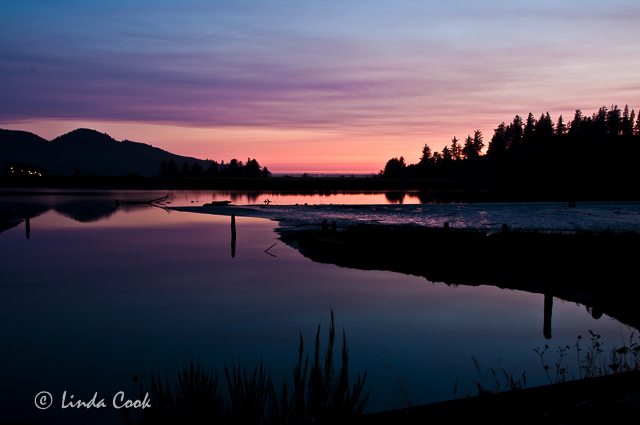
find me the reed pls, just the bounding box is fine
[129,311,368,425]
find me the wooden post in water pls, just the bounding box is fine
[543,293,553,340]
[231,214,236,258]
[25,213,31,240]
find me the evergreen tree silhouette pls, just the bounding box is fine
[569,109,583,136]
[535,112,554,142]
[606,105,622,137]
[487,122,507,159]
[523,113,536,145]
[450,137,462,160]
[556,115,567,136]
[473,130,484,157]
[462,135,474,160]
[510,115,524,149]
[593,106,608,138]
[622,105,635,137]
[441,145,453,161]
[419,143,432,167]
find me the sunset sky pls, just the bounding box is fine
[1,0,639,173]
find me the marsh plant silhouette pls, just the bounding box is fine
[128,312,368,425]
[534,331,640,385]
[457,331,640,400]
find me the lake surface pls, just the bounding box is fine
[0,190,635,424]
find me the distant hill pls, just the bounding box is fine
[0,128,212,176]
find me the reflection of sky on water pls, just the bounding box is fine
[208,190,424,205]
[0,192,634,424]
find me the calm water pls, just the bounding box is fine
[0,190,634,424]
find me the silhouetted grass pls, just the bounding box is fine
[469,356,527,396]
[128,361,222,425]
[225,362,271,424]
[464,330,640,399]
[535,330,640,384]
[276,310,369,424]
[127,312,367,425]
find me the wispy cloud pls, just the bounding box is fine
[1,0,639,170]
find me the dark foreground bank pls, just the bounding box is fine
[358,370,640,425]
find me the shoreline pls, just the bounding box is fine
[358,370,640,424]
[171,201,640,232]
[3,175,640,202]
[172,204,640,332]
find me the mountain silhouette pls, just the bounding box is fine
[0,128,212,176]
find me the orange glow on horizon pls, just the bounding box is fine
[3,101,638,174]
[3,119,448,173]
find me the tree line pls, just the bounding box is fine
[382,104,640,198]
[159,158,271,178]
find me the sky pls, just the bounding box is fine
[1,0,639,173]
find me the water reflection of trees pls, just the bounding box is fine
[0,198,156,237]
[384,192,406,204]
[214,191,262,204]
[384,191,447,204]
[212,190,441,205]
[54,200,119,222]
[279,225,640,337]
